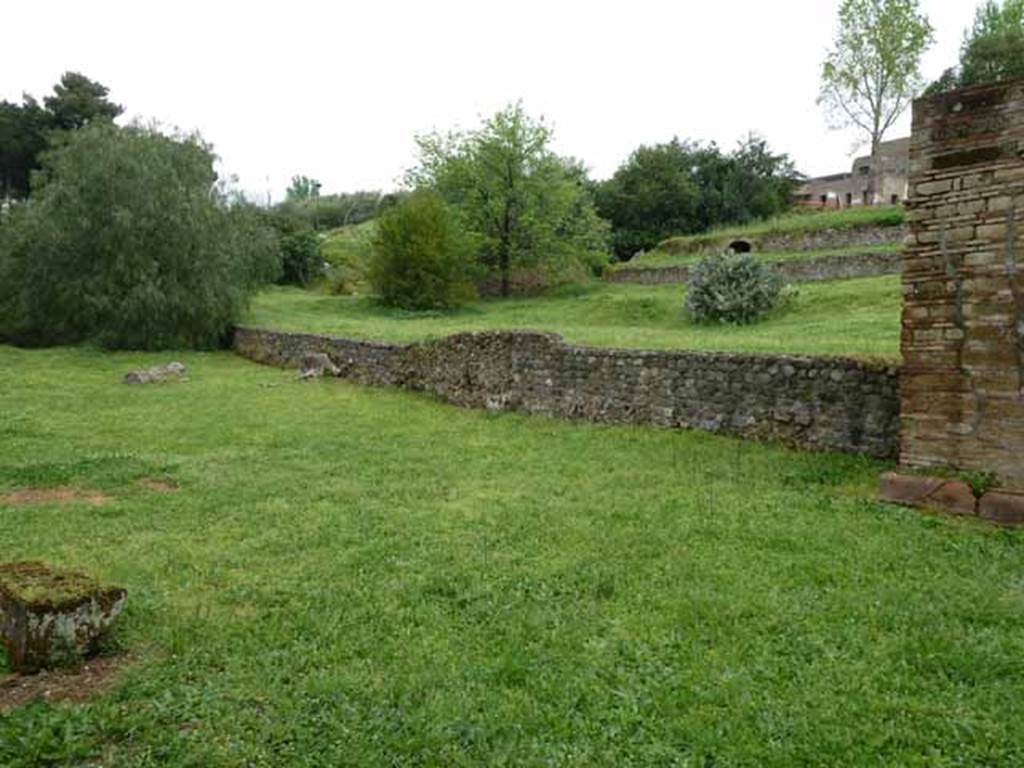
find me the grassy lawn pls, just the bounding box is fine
[245,277,902,360]
[2,346,1023,765]
[613,243,901,272]
[658,206,905,253]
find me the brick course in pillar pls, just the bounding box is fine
[902,80,1024,489]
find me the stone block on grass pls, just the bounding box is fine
[979,492,1024,526]
[0,562,126,673]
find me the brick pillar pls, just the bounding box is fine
[902,80,1024,490]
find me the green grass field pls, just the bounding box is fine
[245,276,902,360]
[2,346,1023,765]
[658,206,905,254]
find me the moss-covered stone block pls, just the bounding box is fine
[0,562,126,673]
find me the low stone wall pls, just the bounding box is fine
[659,224,906,255]
[234,327,901,457]
[607,249,902,285]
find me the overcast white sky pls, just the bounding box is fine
[3,0,978,200]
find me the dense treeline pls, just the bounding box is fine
[0,72,122,200]
[277,184,392,231]
[928,0,1024,93]
[594,136,799,261]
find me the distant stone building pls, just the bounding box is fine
[795,137,910,208]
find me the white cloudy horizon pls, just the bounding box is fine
[3,1,979,201]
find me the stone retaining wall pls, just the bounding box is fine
[659,224,906,255]
[234,327,901,457]
[607,249,902,285]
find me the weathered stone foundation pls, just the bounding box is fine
[658,223,905,256]
[234,327,901,457]
[607,249,902,285]
[0,563,127,673]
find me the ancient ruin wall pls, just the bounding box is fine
[902,80,1024,488]
[234,327,900,457]
[607,249,902,285]
[658,224,905,256]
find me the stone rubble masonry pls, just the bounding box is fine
[901,78,1024,492]
[234,327,901,458]
[659,223,905,256]
[607,249,902,286]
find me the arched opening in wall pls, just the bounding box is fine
[728,240,752,254]
[846,193,853,207]
[891,194,900,205]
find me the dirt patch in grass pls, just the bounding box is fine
[0,487,111,507]
[138,478,179,493]
[0,653,131,712]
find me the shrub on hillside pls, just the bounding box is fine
[407,103,610,297]
[684,252,785,325]
[263,207,323,286]
[278,229,322,286]
[368,190,476,310]
[0,122,279,349]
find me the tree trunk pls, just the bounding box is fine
[499,201,512,298]
[499,244,510,298]
[868,136,881,206]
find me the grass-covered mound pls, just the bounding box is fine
[319,220,377,293]
[611,243,900,272]
[245,276,902,360]
[1,346,1022,764]
[658,206,905,255]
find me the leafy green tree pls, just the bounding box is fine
[263,207,323,286]
[368,189,476,310]
[819,0,933,203]
[595,139,698,260]
[961,0,1024,86]
[1,73,121,202]
[0,98,49,200]
[0,123,279,349]
[276,190,386,231]
[286,175,321,201]
[596,136,798,260]
[407,103,609,297]
[43,71,123,130]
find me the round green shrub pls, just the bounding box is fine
[684,252,784,325]
[368,189,476,310]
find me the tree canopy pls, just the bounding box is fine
[407,103,609,296]
[286,175,322,201]
[0,72,122,201]
[0,123,278,349]
[595,137,799,260]
[819,0,933,202]
[369,189,476,310]
[43,71,123,131]
[962,0,1024,87]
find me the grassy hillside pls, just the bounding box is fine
[613,243,900,272]
[245,277,902,360]
[658,206,905,255]
[319,220,377,292]
[1,346,1022,765]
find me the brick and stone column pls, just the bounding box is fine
[894,78,1024,522]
